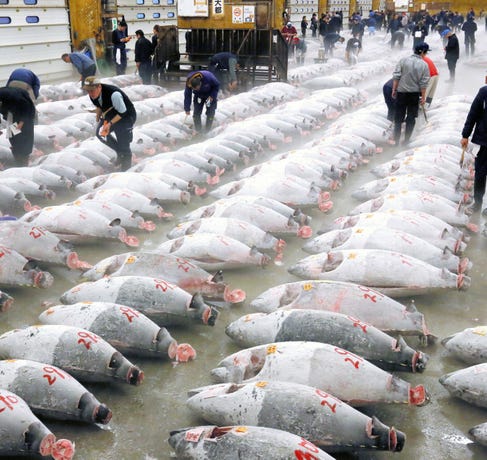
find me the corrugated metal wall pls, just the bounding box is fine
[0,0,73,84]
[117,0,178,35]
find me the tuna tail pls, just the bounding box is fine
[78,392,112,424]
[370,416,406,452]
[24,422,56,456]
[189,293,219,326]
[211,270,224,283]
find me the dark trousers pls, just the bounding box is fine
[10,119,34,166]
[96,117,135,170]
[393,91,420,144]
[474,145,487,206]
[138,61,152,85]
[465,35,475,56]
[446,58,457,80]
[383,85,395,121]
[81,64,97,82]
[114,48,128,75]
[193,95,217,133]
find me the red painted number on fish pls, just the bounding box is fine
[120,306,140,323]
[43,366,66,385]
[294,438,321,459]
[315,389,337,413]
[347,315,368,333]
[77,331,99,349]
[29,226,46,239]
[0,395,18,413]
[399,254,412,266]
[358,285,380,302]
[334,347,363,369]
[176,258,196,272]
[154,279,171,292]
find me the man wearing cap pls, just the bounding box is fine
[208,52,243,93]
[441,29,459,82]
[82,76,137,171]
[281,22,298,46]
[461,74,487,213]
[184,70,220,133]
[62,52,97,83]
[391,43,430,145]
[0,86,36,166]
[112,19,131,75]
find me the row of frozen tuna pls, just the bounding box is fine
[284,92,476,296]
[162,84,430,457]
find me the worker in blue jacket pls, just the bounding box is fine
[208,52,242,92]
[184,70,220,133]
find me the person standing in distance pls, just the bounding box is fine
[461,15,477,56]
[442,29,459,82]
[134,29,153,85]
[82,76,136,171]
[391,43,430,145]
[184,71,220,133]
[0,86,36,166]
[461,74,487,213]
[62,52,97,83]
[112,18,131,75]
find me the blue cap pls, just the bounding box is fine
[441,29,451,37]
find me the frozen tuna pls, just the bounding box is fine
[211,341,428,406]
[0,388,75,459]
[0,220,90,269]
[20,204,139,246]
[186,380,405,452]
[302,226,471,274]
[288,249,470,297]
[226,310,427,372]
[81,251,245,303]
[250,280,433,340]
[155,233,271,271]
[168,425,334,460]
[442,326,487,365]
[39,302,196,362]
[439,363,487,409]
[60,275,219,327]
[0,325,144,385]
[0,359,112,424]
[0,245,54,289]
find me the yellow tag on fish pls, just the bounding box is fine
[126,256,136,264]
[255,381,268,388]
[472,326,487,336]
[303,282,313,291]
[266,344,277,354]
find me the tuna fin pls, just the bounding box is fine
[442,246,453,256]
[249,245,259,256]
[189,292,205,310]
[405,299,418,313]
[211,270,224,283]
